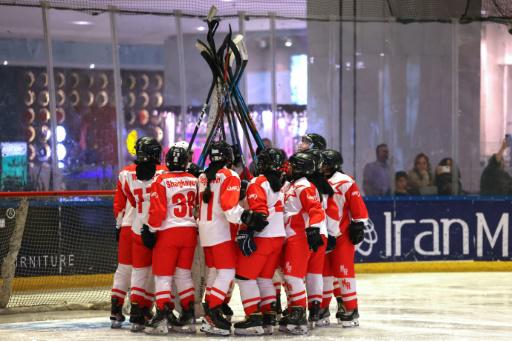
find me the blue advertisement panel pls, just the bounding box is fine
[355,197,512,263]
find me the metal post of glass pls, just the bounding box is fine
[41,1,58,190]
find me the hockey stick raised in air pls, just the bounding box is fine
[186,43,220,153]
[194,6,266,169]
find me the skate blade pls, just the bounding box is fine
[199,321,231,336]
[204,327,231,336]
[262,325,274,335]
[234,326,264,336]
[130,323,145,332]
[338,318,359,328]
[285,324,308,335]
[172,324,196,334]
[110,321,124,329]
[315,318,331,327]
[144,324,168,335]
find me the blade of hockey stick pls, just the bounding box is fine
[207,5,217,21]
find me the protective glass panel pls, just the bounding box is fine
[116,13,172,165]
[0,6,46,191]
[48,8,118,190]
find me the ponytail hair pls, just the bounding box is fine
[264,170,284,193]
[202,161,226,203]
[307,172,334,201]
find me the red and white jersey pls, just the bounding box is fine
[113,164,137,228]
[246,175,285,238]
[125,165,167,235]
[328,171,369,234]
[198,167,245,247]
[321,193,341,237]
[283,177,326,238]
[147,171,198,232]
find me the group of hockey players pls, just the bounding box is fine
[111,132,369,336]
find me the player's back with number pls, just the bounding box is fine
[148,172,198,230]
[198,167,243,246]
[126,165,167,234]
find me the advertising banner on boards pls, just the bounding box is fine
[355,197,512,263]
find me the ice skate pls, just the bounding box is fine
[142,306,154,321]
[282,306,308,335]
[110,297,125,329]
[172,302,196,334]
[221,302,234,322]
[336,296,346,315]
[337,308,359,328]
[234,313,264,336]
[262,311,277,335]
[129,303,145,332]
[200,305,231,336]
[275,293,283,318]
[315,308,331,327]
[144,303,173,335]
[308,300,321,328]
[278,313,288,332]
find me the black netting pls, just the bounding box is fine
[0,195,116,308]
[0,0,511,22]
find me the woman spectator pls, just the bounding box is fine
[407,153,434,195]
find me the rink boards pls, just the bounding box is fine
[1,196,511,293]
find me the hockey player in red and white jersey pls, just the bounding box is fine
[302,149,340,327]
[321,149,369,327]
[110,162,137,328]
[141,145,198,334]
[123,137,167,332]
[197,141,269,336]
[279,152,326,335]
[233,148,286,336]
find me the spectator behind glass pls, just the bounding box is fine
[248,138,272,175]
[480,138,512,195]
[435,157,463,195]
[395,171,412,196]
[408,153,435,195]
[363,143,392,196]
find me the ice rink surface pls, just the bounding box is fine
[0,272,511,340]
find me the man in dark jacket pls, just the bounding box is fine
[480,138,512,195]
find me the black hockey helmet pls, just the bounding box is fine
[302,133,327,150]
[209,140,234,163]
[303,148,323,172]
[257,148,285,174]
[321,149,343,173]
[166,145,188,171]
[288,152,316,177]
[135,137,162,164]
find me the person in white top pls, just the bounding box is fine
[141,145,198,334]
[123,137,166,332]
[110,162,137,328]
[233,148,287,336]
[197,141,269,336]
[321,149,369,328]
[280,152,326,335]
[301,149,340,326]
